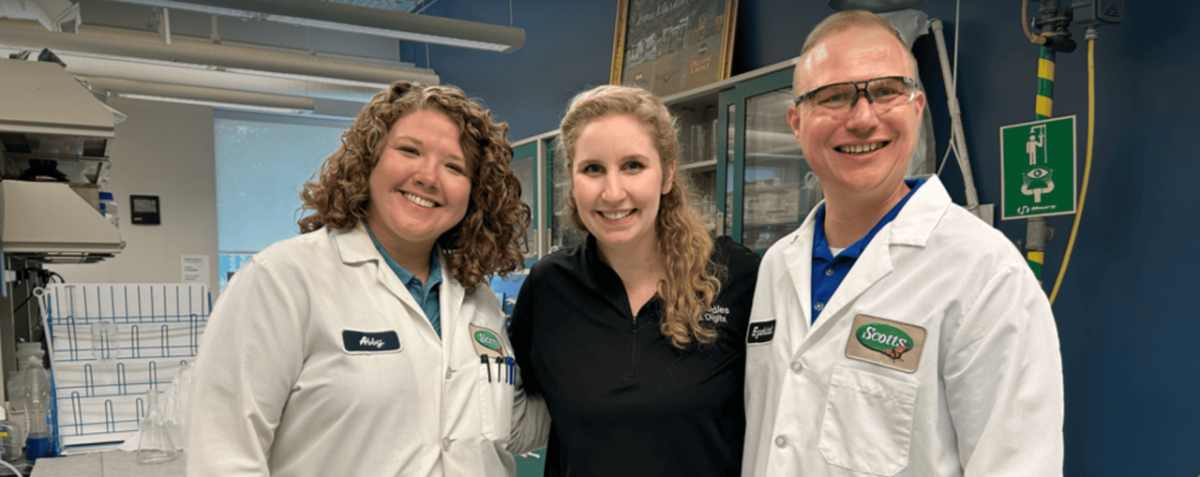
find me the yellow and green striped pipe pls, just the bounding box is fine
[1036,46,1055,119]
[1027,45,1056,283]
[1027,250,1044,284]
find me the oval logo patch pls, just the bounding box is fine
[855,323,913,360]
[474,330,501,351]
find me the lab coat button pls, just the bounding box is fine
[790,361,803,373]
[824,267,834,276]
[814,301,825,311]
[774,435,787,448]
[442,437,452,451]
[445,368,454,379]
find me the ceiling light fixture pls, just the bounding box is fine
[221,69,389,90]
[82,76,317,111]
[107,0,525,52]
[0,20,440,85]
[119,93,310,115]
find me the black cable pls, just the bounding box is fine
[11,293,35,314]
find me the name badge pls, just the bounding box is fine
[747,320,776,345]
[342,330,402,353]
[844,314,926,373]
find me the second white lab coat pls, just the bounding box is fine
[187,222,549,477]
[743,176,1064,476]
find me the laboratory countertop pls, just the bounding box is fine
[30,450,185,477]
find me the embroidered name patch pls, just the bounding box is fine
[342,330,402,353]
[747,320,776,345]
[844,314,926,373]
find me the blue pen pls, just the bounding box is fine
[507,356,515,385]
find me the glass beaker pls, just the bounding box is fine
[90,320,121,362]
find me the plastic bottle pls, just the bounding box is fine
[4,343,42,447]
[136,389,177,464]
[99,191,119,228]
[0,408,22,462]
[16,352,53,461]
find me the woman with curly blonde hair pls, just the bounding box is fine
[189,82,548,477]
[508,85,761,477]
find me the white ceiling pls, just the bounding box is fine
[0,0,455,116]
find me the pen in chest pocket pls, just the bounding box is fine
[507,357,515,385]
[494,356,504,384]
[481,354,491,382]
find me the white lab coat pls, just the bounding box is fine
[743,176,1064,477]
[187,222,549,477]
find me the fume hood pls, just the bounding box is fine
[0,57,123,263]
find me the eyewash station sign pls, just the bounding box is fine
[1000,116,1078,220]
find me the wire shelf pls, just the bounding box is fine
[39,283,210,454]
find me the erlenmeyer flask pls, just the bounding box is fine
[136,389,178,464]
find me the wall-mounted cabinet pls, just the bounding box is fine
[512,58,818,259]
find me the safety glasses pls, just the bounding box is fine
[793,76,918,116]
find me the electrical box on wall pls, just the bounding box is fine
[130,195,161,225]
[1075,0,1123,27]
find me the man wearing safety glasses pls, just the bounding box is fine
[742,10,1064,477]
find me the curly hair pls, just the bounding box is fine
[558,85,723,348]
[299,81,531,292]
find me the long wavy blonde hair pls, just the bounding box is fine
[298,82,531,292]
[559,85,722,348]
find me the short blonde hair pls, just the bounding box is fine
[794,11,918,91]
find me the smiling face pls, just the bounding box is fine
[787,25,926,206]
[571,113,675,256]
[365,109,471,257]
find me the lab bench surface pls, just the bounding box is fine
[30,450,185,477]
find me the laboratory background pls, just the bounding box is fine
[0,0,1195,475]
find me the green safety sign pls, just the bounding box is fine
[999,116,1077,220]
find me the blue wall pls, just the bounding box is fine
[416,1,1200,475]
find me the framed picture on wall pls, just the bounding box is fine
[610,0,738,97]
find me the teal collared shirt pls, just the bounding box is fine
[366,226,443,338]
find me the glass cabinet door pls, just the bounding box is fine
[510,142,538,263]
[547,138,586,253]
[732,68,822,252]
[670,98,721,237]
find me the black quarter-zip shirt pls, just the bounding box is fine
[509,235,760,477]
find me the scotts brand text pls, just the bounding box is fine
[474,330,501,351]
[747,320,776,344]
[856,323,913,360]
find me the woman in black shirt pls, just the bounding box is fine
[509,85,760,476]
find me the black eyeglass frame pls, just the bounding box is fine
[792,76,919,109]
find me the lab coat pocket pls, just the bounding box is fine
[477,358,514,442]
[818,365,918,476]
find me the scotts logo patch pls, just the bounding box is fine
[844,314,926,374]
[470,324,505,358]
[474,330,501,351]
[856,323,913,361]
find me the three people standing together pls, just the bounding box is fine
[189,10,1063,477]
